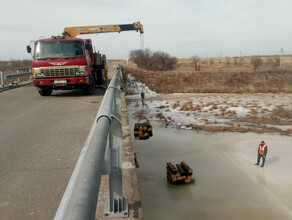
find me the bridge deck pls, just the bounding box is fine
[0,79,142,219]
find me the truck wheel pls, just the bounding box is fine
[38,87,53,96]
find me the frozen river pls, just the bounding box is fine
[127,98,292,220]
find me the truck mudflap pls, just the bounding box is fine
[33,76,90,87]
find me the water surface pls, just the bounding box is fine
[129,118,292,220]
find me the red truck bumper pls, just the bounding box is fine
[33,77,90,89]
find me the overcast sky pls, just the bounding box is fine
[1,0,291,60]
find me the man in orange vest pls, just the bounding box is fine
[255,141,268,167]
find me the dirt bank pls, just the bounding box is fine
[122,66,292,93]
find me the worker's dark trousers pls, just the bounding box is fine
[256,154,266,165]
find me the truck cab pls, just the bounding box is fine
[27,36,107,96]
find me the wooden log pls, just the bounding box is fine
[181,161,193,175]
[166,166,180,177]
[142,122,148,131]
[176,164,186,176]
[167,173,173,183]
[177,176,186,181]
[185,178,195,184]
[166,169,176,177]
[134,123,141,130]
[148,130,153,137]
[166,166,172,174]
[167,172,176,182]
[167,162,178,174]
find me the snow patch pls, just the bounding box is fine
[124,73,157,99]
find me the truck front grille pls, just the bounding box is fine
[40,67,79,77]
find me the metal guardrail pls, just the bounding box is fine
[0,67,32,88]
[54,65,128,220]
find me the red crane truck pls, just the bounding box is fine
[26,22,144,96]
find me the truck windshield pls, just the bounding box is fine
[34,41,84,59]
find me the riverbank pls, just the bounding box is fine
[123,67,292,220]
[123,66,292,93]
[123,72,292,136]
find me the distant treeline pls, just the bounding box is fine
[0,60,32,71]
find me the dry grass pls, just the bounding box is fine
[179,102,193,111]
[134,110,144,119]
[171,101,180,109]
[203,118,209,124]
[178,123,290,135]
[0,60,32,74]
[153,102,292,135]
[122,56,292,93]
[250,109,258,115]
[235,116,292,126]
[271,106,292,119]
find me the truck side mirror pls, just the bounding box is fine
[26,45,32,53]
[85,43,90,50]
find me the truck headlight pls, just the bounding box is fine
[80,66,88,71]
[36,73,45,77]
[33,68,41,74]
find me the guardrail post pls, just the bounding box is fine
[29,68,32,80]
[16,69,20,83]
[0,70,4,88]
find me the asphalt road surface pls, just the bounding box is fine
[0,85,104,220]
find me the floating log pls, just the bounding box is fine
[167,173,173,183]
[167,172,177,182]
[176,164,186,176]
[185,178,195,184]
[166,166,180,178]
[166,161,194,185]
[177,176,186,181]
[166,162,178,174]
[181,161,193,175]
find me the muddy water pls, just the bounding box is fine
[128,113,292,220]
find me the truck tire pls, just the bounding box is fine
[38,87,53,96]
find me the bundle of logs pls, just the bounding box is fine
[166,161,195,184]
[134,120,153,140]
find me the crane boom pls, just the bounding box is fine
[62,22,144,38]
